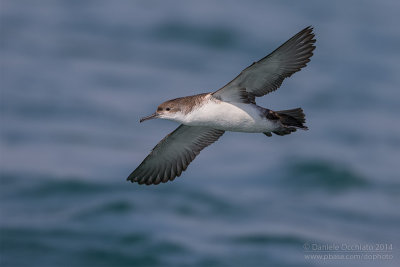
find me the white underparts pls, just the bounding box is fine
[172,96,278,132]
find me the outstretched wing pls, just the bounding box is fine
[213,26,315,103]
[127,125,224,185]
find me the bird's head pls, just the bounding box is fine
[140,99,184,123]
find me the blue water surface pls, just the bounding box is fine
[1,0,400,266]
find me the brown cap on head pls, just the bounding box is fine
[140,93,209,123]
[140,100,180,123]
[157,101,180,113]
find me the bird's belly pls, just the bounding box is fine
[183,102,276,132]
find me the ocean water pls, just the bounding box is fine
[1,0,400,266]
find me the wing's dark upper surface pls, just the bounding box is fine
[213,26,316,103]
[127,125,224,185]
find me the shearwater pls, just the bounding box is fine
[127,26,316,185]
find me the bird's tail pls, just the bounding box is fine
[264,108,307,137]
[276,108,307,129]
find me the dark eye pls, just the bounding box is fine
[166,107,170,111]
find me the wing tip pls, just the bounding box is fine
[305,25,316,43]
[303,25,314,34]
[126,174,136,183]
[126,171,176,185]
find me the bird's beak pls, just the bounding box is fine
[140,113,158,123]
